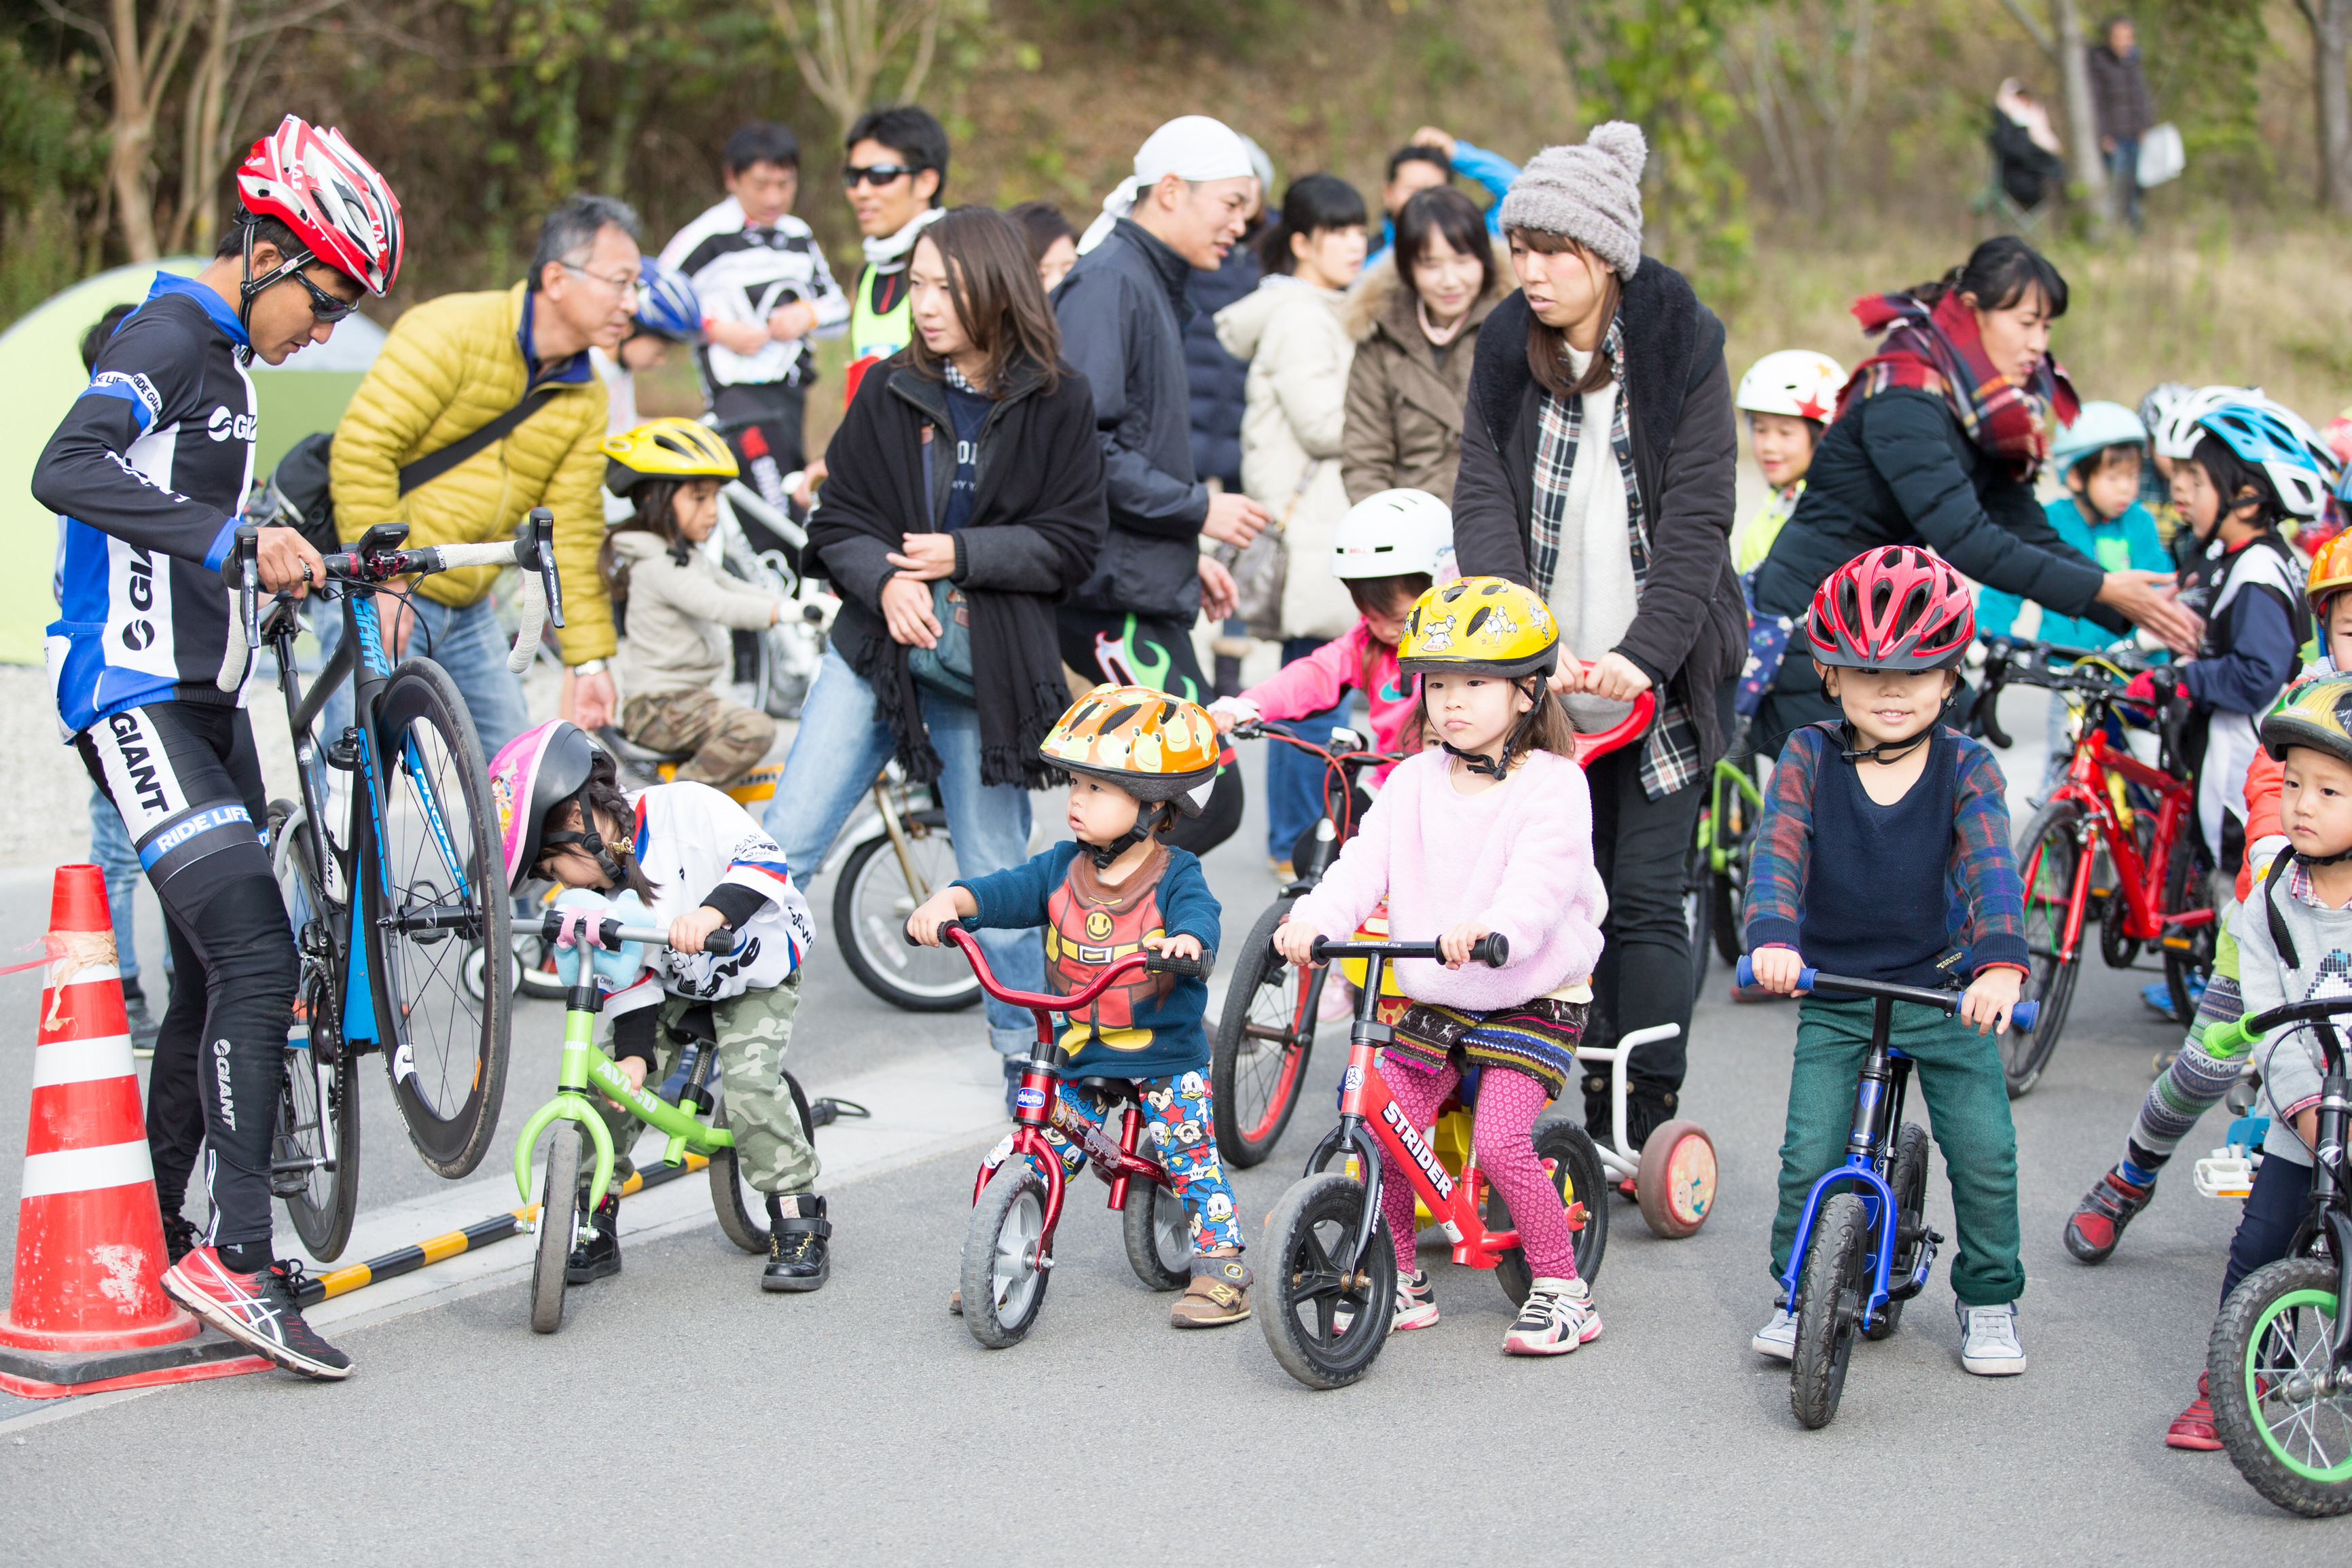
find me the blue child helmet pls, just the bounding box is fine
[2194,400,2340,522]
[2050,400,2147,477]
[632,258,703,343]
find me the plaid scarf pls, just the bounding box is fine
[1836,289,2080,482]
[1526,318,1702,799]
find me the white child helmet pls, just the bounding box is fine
[1735,350,1847,424]
[1331,488,1453,581]
[2153,384,2266,460]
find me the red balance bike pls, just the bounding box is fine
[1259,932,1610,1389]
[924,924,1211,1348]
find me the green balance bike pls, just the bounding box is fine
[512,908,820,1334]
[2200,998,2352,1516]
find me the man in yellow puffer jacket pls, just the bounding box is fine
[329,196,640,749]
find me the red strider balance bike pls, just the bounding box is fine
[924,923,1211,1349]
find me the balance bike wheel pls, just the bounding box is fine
[707,1074,815,1254]
[1635,1119,1717,1240]
[530,1125,583,1334]
[1259,1173,1396,1390]
[1492,1115,1609,1305]
[1866,1123,1931,1342]
[2208,1257,2352,1516]
[962,1163,1051,1349]
[1121,1179,1191,1292]
[1790,1192,1868,1429]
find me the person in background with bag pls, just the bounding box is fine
[764,206,1108,1113]
[1214,172,1369,877]
[321,194,638,755]
[2088,15,2156,235]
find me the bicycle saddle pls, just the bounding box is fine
[666,1002,718,1047]
[1074,1076,1135,1106]
[596,727,694,767]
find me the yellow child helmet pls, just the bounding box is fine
[1041,685,1221,816]
[601,418,738,497]
[2309,530,2352,615]
[2262,673,2352,769]
[1396,576,1559,680]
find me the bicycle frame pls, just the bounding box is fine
[947,926,1175,1249]
[2023,725,2212,965]
[1296,937,1546,1277]
[1699,754,1764,879]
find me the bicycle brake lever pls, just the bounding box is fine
[527,507,564,629]
[236,524,261,661]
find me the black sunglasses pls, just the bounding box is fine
[842,162,926,189]
[289,268,363,323]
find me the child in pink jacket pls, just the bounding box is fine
[1276,575,1607,1357]
[1209,489,1456,799]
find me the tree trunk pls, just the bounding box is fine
[107,0,162,261]
[2050,0,2107,219]
[2307,0,2352,213]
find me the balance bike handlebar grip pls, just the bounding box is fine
[1733,955,2038,1033]
[549,914,740,955]
[903,915,981,947]
[1145,952,1213,982]
[1303,932,1509,967]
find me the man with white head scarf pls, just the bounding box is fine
[1054,115,1269,853]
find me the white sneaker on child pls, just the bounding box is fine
[1392,1269,1439,1332]
[1752,1306,1797,1361]
[1957,1301,2027,1375]
[1503,1278,1601,1355]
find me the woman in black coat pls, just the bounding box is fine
[1749,237,2196,753]
[767,206,1108,1103]
[1449,123,1744,1150]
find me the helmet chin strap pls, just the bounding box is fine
[1835,679,1955,765]
[1084,800,1159,871]
[234,217,316,364]
[542,784,628,883]
[2294,845,2352,867]
[1440,676,1547,781]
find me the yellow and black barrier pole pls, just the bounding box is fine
[293,1154,712,1308]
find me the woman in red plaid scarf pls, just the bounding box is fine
[1744,236,2201,757]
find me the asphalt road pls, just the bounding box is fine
[0,690,2338,1561]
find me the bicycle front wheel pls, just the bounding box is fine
[365,659,511,1178]
[832,826,981,1012]
[2209,1257,2352,1516]
[1211,894,1322,1167]
[2006,799,2084,1097]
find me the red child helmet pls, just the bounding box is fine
[1808,546,1974,671]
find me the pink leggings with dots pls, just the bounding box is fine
[1376,1055,1577,1281]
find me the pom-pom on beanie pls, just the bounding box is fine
[1496,121,1648,279]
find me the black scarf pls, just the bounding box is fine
[852,592,1070,791]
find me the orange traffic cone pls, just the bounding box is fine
[0,866,267,1397]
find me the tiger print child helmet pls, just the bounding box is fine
[1040,686,1222,816]
[1395,577,1559,679]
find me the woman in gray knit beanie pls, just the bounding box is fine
[1448,117,1743,1163]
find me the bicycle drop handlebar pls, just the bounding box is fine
[217,507,565,691]
[1733,955,2039,1033]
[1305,932,1510,968]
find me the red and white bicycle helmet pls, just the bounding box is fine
[235,113,405,296]
[1808,546,1974,671]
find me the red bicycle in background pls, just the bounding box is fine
[1977,637,2217,1097]
[924,924,1210,1349]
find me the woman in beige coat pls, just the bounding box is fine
[1212,172,1369,868]
[1341,185,1513,509]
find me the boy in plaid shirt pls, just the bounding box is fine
[1743,547,2032,1378]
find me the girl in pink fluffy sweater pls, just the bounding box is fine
[1275,577,1607,1357]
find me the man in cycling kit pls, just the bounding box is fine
[29,115,403,1382]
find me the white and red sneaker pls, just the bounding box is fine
[1392,1269,1439,1332]
[1503,1277,1602,1355]
[164,1247,352,1381]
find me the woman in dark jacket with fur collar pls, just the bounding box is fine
[767,206,1107,1104]
[1449,122,1743,1150]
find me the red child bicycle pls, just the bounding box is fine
[927,924,1210,1349]
[1978,637,2218,1096]
[1256,932,1609,1389]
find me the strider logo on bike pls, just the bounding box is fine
[1044,841,1176,1054]
[1381,1101,1454,1200]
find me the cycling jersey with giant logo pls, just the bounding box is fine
[1044,840,1175,1057]
[32,274,256,736]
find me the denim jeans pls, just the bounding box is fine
[88,786,157,987]
[313,593,535,762]
[764,645,1043,1055]
[2105,139,2142,232]
[1264,636,1347,862]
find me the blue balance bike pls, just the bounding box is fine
[1736,958,2038,1429]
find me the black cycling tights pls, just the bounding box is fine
[1057,608,1244,856]
[80,701,294,1262]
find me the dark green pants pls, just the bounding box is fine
[1769,996,2024,1308]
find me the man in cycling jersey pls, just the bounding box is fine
[28,115,403,1382]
